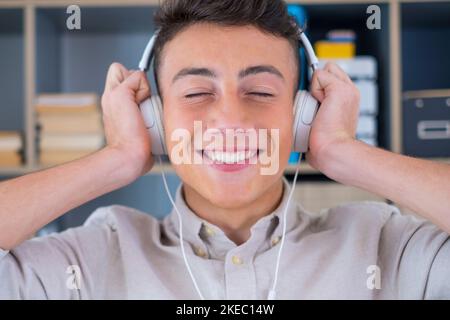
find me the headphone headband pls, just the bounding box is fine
[138,30,160,72]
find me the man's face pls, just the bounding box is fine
[158,23,297,209]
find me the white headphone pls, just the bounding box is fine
[138,28,319,300]
[138,29,320,155]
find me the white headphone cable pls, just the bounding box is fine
[158,155,205,300]
[268,153,302,300]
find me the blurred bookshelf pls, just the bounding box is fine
[0,0,449,228]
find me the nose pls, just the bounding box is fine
[206,89,254,132]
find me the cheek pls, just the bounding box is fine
[163,106,196,150]
[263,106,294,155]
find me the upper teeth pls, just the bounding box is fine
[204,150,257,164]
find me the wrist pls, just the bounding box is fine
[101,146,149,186]
[311,138,369,184]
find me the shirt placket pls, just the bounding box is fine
[224,245,257,300]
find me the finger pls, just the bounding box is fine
[120,71,152,103]
[309,69,343,103]
[310,69,331,103]
[104,62,130,93]
[135,72,152,103]
[309,72,325,103]
[323,62,352,84]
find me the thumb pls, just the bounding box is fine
[104,62,131,93]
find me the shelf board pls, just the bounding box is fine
[0,162,319,176]
[1,0,450,9]
[2,157,448,177]
[286,163,319,174]
[0,0,389,9]
[0,2,25,9]
[7,0,450,9]
[0,165,34,176]
[147,162,320,175]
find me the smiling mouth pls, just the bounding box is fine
[198,149,260,164]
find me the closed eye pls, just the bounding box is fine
[185,92,274,99]
[248,92,274,97]
[185,93,212,99]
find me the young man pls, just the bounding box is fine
[0,0,449,299]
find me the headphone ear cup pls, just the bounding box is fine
[292,90,319,153]
[139,95,167,155]
[151,95,167,155]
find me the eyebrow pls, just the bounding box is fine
[171,65,285,84]
[172,68,217,83]
[238,65,285,81]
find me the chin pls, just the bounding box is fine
[179,163,282,209]
[203,182,259,209]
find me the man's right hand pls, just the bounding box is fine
[101,63,154,179]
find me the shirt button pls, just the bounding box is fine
[271,236,281,246]
[205,226,215,237]
[231,255,243,265]
[194,246,207,258]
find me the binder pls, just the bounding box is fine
[403,89,450,157]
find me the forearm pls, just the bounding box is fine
[0,147,137,250]
[320,140,450,233]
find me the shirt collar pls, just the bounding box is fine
[166,177,301,257]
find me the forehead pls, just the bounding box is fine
[158,23,297,80]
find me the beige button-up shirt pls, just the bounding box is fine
[1,179,449,299]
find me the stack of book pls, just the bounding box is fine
[36,93,104,166]
[0,131,22,167]
[314,30,356,59]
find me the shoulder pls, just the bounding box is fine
[0,205,161,299]
[310,200,447,250]
[11,205,161,264]
[304,200,439,245]
[83,204,161,232]
[310,201,400,231]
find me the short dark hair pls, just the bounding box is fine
[153,0,302,95]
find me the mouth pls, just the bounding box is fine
[202,149,258,163]
[197,149,261,172]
